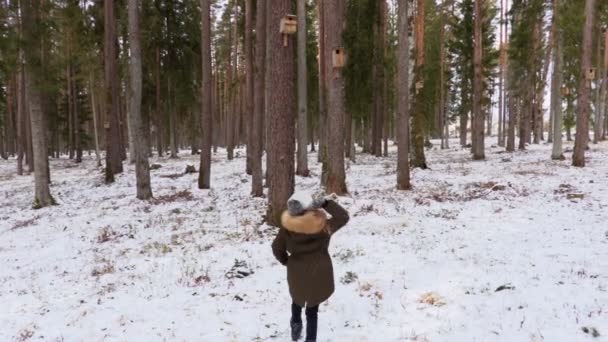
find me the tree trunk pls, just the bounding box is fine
[17,67,25,175]
[73,70,82,163]
[104,0,123,182]
[266,0,296,226]
[595,30,607,143]
[572,0,595,167]
[168,78,178,158]
[155,47,163,157]
[89,75,102,166]
[439,1,446,149]
[198,0,213,190]
[317,0,327,166]
[22,0,55,207]
[227,3,238,161]
[251,0,266,196]
[296,0,309,177]
[506,91,516,151]
[397,0,411,190]
[323,0,348,194]
[245,0,254,175]
[551,0,564,160]
[411,0,427,168]
[459,107,468,146]
[67,61,74,159]
[472,0,485,160]
[372,0,386,158]
[498,0,505,147]
[127,0,152,199]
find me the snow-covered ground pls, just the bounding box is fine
[1,139,607,342]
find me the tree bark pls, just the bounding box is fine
[168,77,178,158]
[323,0,348,195]
[296,0,309,177]
[397,0,411,190]
[551,0,564,160]
[318,0,327,166]
[17,66,25,175]
[251,0,266,196]
[73,69,82,163]
[127,0,152,199]
[266,0,296,226]
[411,0,427,168]
[89,75,102,166]
[155,47,163,157]
[498,0,505,147]
[372,0,386,158]
[506,91,516,151]
[104,0,123,182]
[439,1,446,149]
[245,0,254,175]
[595,30,607,143]
[198,0,213,190]
[227,3,238,161]
[472,0,485,160]
[572,0,595,167]
[22,0,55,207]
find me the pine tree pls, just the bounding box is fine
[572,0,596,167]
[22,0,55,208]
[296,0,309,177]
[396,0,411,190]
[324,0,348,195]
[199,0,213,189]
[266,0,296,226]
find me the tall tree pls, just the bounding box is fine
[266,0,296,226]
[245,0,254,174]
[324,0,348,194]
[372,0,387,157]
[104,0,123,182]
[397,0,411,190]
[471,0,484,160]
[497,0,505,147]
[595,28,608,143]
[22,0,55,208]
[251,0,266,197]
[128,0,153,199]
[198,0,212,189]
[411,0,427,168]
[551,0,564,160]
[572,0,596,167]
[296,0,309,177]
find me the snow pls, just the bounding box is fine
[1,138,607,341]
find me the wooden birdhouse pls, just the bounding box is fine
[586,68,596,80]
[280,15,297,35]
[333,48,346,68]
[561,86,570,96]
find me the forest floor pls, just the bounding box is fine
[1,138,607,342]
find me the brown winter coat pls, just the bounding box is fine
[271,200,350,307]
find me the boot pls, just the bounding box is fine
[291,302,303,341]
[305,306,318,342]
[290,320,303,341]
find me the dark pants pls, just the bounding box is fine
[291,302,318,341]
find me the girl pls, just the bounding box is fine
[272,192,350,342]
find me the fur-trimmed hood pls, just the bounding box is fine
[281,210,327,235]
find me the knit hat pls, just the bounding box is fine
[287,191,313,216]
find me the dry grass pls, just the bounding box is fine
[418,292,446,307]
[152,190,193,204]
[8,216,40,232]
[91,260,115,277]
[97,226,117,243]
